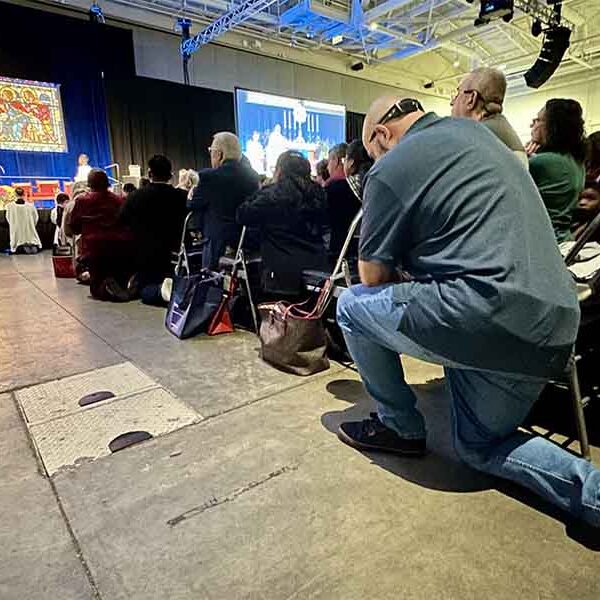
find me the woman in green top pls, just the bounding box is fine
[529,99,586,243]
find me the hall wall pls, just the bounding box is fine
[504,77,600,142]
[132,28,451,117]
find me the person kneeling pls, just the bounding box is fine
[70,170,135,302]
[336,95,600,530]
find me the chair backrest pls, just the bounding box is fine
[565,211,600,267]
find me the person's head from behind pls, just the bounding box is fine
[586,131,600,178]
[363,96,425,161]
[55,192,69,206]
[88,169,109,192]
[315,159,329,186]
[450,67,506,120]
[148,154,172,183]
[327,143,347,178]
[274,150,311,184]
[72,181,88,200]
[15,187,25,203]
[122,183,136,196]
[530,98,586,163]
[178,168,199,191]
[209,132,241,169]
[344,139,374,177]
[78,153,89,166]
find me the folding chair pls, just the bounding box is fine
[303,208,362,298]
[558,211,600,461]
[176,212,205,276]
[218,226,260,333]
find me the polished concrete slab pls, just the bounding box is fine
[0,394,95,600]
[1,252,599,600]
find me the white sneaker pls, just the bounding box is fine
[161,278,173,302]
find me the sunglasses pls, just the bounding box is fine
[368,98,424,143]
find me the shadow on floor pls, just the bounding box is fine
[322,376,600,550]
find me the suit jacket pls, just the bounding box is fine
[189,160,259,268]
[120,182,188,283]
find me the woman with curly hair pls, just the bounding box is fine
[529,98,586,242]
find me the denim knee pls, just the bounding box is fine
[453,435,492,472]
[336,288,355,330]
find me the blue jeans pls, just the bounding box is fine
[337,284,600,527]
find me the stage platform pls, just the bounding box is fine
[1,252,599,599]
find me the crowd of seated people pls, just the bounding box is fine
[7,78,599,317]
[6,75,600,533]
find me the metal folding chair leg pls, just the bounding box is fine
[239,249,259,334]
[568,360,592,461]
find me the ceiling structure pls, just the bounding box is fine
[27,0,600,96]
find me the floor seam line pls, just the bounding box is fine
[8,390,103,599]
[49,477,105,600]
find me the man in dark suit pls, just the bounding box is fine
[120,154,188,303]
[189,132,260,269]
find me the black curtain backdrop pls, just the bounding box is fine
[346,111,366,143]
[105,77,235,177]
[0,2,134,179]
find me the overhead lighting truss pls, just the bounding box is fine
[513,0,574,30]
[181,0,279,57]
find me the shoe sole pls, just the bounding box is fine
[337,427,426,457]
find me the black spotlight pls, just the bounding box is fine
[531,19,543,37]
[524,26,571,89]
[475,0,514,26]
[351,61,364,71]
[88,2,105,24]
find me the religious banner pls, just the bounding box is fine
[0,76,68,153]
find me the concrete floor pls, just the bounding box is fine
[1,252,599,599]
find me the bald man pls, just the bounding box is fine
[451,67,526,166]
[334,96,600,529]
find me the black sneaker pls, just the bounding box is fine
[104,277,131,302]
[338,416,426,456]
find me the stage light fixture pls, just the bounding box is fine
[88,2,105,24]
[531,19,543,37]
[350,61,364,71]
[524,25,571,88]
[474,0,514,26]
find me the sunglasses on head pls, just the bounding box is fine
[369,98,424,142]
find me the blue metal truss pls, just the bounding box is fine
[181,0,280,57]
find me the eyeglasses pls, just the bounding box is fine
[368,98,424,143]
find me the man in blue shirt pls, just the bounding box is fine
[336,95,600,528]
